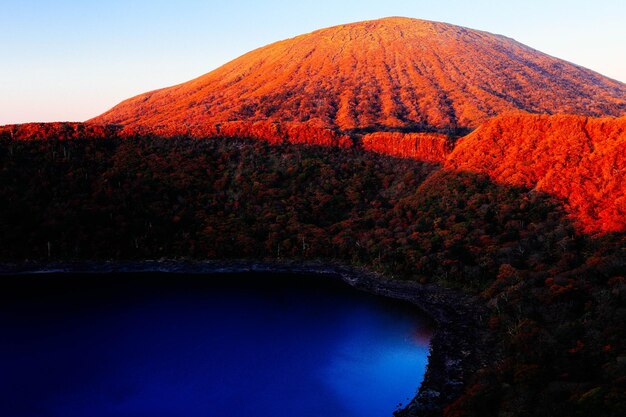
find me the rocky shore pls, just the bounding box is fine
[0,259,490,416]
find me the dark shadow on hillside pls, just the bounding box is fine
[0,132,585,287]
[1,133,625,417]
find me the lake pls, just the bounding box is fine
[0,272,432,417]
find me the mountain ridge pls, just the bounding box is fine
[3,113,624,233]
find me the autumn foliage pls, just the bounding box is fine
[0,122,122,141]
[3,114,624,234]
[361,131,452,162]
[447,114,626,233]
[0,135,624,417]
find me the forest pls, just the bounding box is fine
[0,131,624,417]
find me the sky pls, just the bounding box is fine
[1,0,624,125]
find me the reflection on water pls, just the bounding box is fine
[0,272,432,417]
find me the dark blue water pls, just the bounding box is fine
[0,272,432,417]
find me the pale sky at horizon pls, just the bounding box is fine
[1,0,624,125]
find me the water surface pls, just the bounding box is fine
[0,272,432,417]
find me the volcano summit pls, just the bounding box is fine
[91,17,626,136]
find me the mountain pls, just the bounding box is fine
[7,17,626,233]
[91,17,626,136]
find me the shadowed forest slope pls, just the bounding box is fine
[2,114,624,234]
[0,135,624,417]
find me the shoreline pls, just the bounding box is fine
[0,259,490,416]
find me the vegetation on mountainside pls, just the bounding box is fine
[447,114,626,233]
[0,133,624,417]
[4,113,625,235]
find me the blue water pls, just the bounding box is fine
[0,273,432,417]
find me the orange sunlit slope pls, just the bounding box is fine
[446,114,626,233]
[91,17,626,135]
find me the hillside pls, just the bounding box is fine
[446,114,626,233]
[0,135,624,417]
[3,113,625,234]
[90,17,626,136]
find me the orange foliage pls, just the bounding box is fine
[4,113,625,235]
[0,122,122,141]
[361,131,452,162]
[0,121,352,149]
[446,114,626,233]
